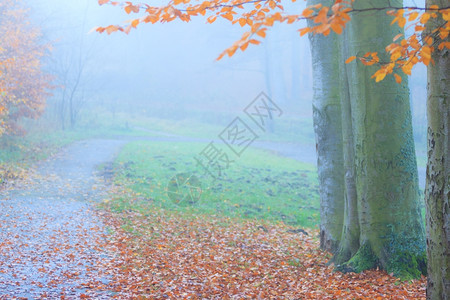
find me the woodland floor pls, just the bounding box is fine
[0,139,426,299]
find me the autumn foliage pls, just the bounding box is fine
[97,204,426,298]
[0,0,51,136]
[96,0,449,83]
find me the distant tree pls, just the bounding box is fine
[48,3,95,130]
[0,0,51,136]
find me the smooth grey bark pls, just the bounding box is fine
[307,0,345,253]
[424,0,450,298]
[342,0,426,278]
[334,28,360,264]
[307,0,426,278]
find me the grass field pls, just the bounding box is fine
[102,140,320,228]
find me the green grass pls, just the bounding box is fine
[103,140,320,228]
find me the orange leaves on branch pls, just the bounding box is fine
[384,6,449,79]
[124,3,140,14]
[95,0,449,75]
[344,6,450,83]
[299,1,352,37]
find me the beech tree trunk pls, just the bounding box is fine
[425,1,450,298]
[334,27,360,264]
[307,0,426,279]
[340,0,426,279]
[307,0,345,253]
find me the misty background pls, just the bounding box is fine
[30,0,427,185]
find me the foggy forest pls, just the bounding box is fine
[0,0,448,299]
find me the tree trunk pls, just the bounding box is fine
[334,28,360,264]
[307,0,345,253]
[425,0,450,298]
[343,0,426,278]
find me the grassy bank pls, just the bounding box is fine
[101,140,320,228]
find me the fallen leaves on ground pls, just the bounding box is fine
[0,163,34,190]
[98,206,426,299]
[0,202,115,299]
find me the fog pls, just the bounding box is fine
[30,0,427,183]
[32,0,312,121]
[1,1,436,296]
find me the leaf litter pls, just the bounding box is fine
[98,204,426,299]
[0,139,426,298]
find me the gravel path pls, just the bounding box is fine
[0,139,127,299]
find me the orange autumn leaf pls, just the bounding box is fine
[94,0,449,83]
[394,73,402,84]
[256,28,266,38]
[299,27,310,36]
[345,56,357,64]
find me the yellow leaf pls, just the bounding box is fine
[299,27,310,36]
[269,0,276,9]
[420,13,430,24]
[131,19,139,28]
[421,45,432,59]
[216,52,226,61]
[227,46,238,57]
[408,12,419,21]
[345,56,357,64]
[314,7,329,24]
[256,28,266,38]
[302,8,314,18]
[331,23,343,34]
[106,25,118,34]
[402,64,413,75]
[207,15,217,23]
[394,73,402,84]
[415,25,425,31]
[240,42,249,51]
[222,12,233,21]
[373,70,387,82]
[443,11,450,21]
[393,33,403,41]
[438,42,450,51]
